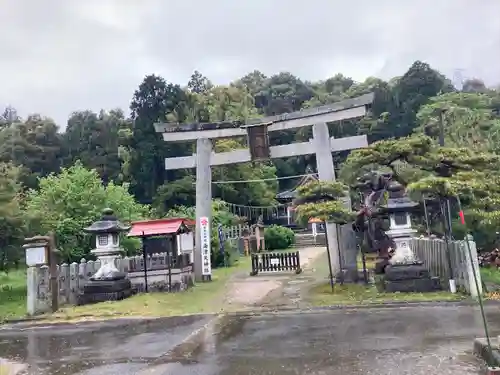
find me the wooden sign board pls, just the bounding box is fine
[25,246,48,267]
[247,123,270,161]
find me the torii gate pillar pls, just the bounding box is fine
[313,123,354,280]
[195,138,212,281]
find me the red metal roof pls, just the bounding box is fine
[128,218,191,237]
[185,219,196,227]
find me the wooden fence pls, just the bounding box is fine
[224,224,256,239]
[250,251,302,276]
[411,235,482,296]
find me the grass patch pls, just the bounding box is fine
[307,282,465,306]
[45,256,251,322]
[357,254,376,271]
[480,267,500,285]
[307,252,464,306]
[0,270,27,322]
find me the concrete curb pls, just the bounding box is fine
[251,299,500,314]
[0,314,216,332]
[2,299,493,330]
[0,316,45,325]
[1,311,161,325]
[473,338,500,374]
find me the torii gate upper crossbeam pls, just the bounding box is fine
[154,93,374,142]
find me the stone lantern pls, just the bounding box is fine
[84,208,130,277]
[79,208,132,304]
[382,181,419,263]
[379,181,440,292]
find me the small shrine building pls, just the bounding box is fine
[275,173,319,228]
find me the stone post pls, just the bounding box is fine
[23,237,53,315]
[195,138,212,281]
[26,266,38,316]
[464,234,482,298]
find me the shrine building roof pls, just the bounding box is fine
[128,218,192,238]
[276,174,319,201]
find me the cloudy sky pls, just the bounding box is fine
[1,0,499,127]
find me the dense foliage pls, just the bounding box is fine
[264,225,295,251]
[341,135,500,248]
[1,59,500,266]
[293,180,355,225]
[24,162,150,263]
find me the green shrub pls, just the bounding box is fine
[264,225,295,251]
[211,238,239,268]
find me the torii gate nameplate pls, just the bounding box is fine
[244,122,271,161]
[155,93,374,282]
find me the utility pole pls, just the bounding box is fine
[438,109,456,293]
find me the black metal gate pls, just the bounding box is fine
[250,251,302,276]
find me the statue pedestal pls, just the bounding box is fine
[382,262,440,293]
[78,278,132,305]
[78,250,132,305]
[381,226,441,293]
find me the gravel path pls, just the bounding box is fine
[222,247,325,311]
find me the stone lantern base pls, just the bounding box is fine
[77,254,132,305]
[377,230,441,293]
[78,278,132,305]
[380,263,441,293]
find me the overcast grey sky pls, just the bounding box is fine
[1,0,499,127]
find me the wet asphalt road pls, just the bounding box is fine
[0,304,498,374]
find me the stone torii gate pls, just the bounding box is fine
[155,93,374,281]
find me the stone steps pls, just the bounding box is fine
[292,234,326,248]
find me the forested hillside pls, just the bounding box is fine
[1,60,499,266]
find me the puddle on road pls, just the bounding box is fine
[0,315,211,375]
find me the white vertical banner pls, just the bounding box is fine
[199,216,212,276]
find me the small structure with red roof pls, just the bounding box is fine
[128,218,192,237]
[127,217,195,292]
[128,217,194,260]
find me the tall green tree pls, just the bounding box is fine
[0,115,63,189]
[63,109,130,184]
[24,162,149,262]
[187,70,212,94]
[255,72,315,115]
[129,74,189,204]
[390,61,455,138]
[0,163,25,270]
[415,92,500,152]
[0,106,19,130]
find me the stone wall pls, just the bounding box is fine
[27,252,194,316]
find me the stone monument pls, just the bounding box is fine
[78,208,133,305]
[378,180,441,293]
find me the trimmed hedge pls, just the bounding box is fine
[264,225,295,251]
